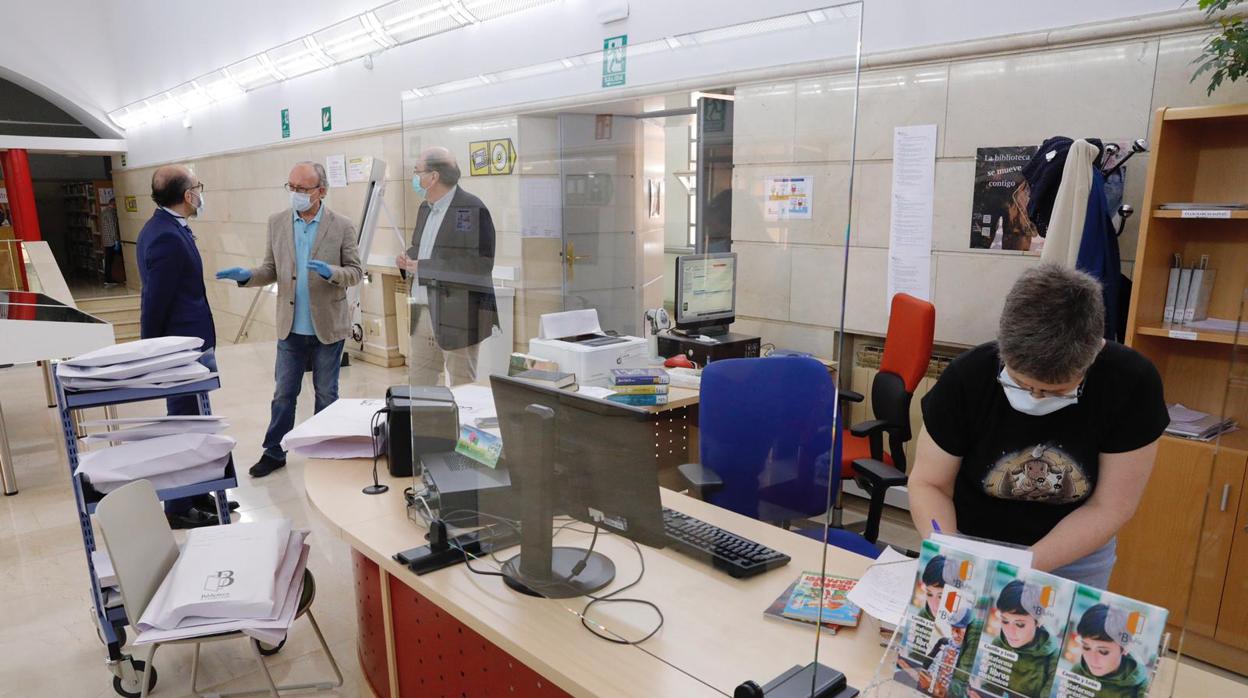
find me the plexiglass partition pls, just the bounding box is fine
[403,4,865,694]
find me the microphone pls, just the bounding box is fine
[364,408,390,495]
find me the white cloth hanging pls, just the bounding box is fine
[1041,139,1099,267]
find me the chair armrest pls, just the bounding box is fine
[851,458,907,490]
[849,418,890,438]
[839,389,864,403]
[677,462,724,491]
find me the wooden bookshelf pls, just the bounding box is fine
[1114,103,1248,675]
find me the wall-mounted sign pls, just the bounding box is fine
[468,139,517,176]
[321,106,332,132]
[595,114,613,140]
[281,108,290,139]
[602,34,627,88]
[970,146,1039,252]
[347,156,372,183]
[325,154,347,187]
[764,175,812,220]
[124,195,138,213]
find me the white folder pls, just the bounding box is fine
[76,433,236,488]
[84,419,230,444]
[280,398,385,457]
[58,350,205,382]
[61,336,204,368]
[62,361,212,390]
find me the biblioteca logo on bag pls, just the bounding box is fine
[202,570,236,599]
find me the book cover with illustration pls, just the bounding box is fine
[966,563,1077,698]
[779,570,862,627]
[896,539,995,698]
[762,579,838,634]
[1050,586,1168,698]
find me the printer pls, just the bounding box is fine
[527,309,649,385]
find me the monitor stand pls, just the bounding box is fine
[500,403,616,599]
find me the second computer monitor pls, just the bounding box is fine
[674,252,737,336]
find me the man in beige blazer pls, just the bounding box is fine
[216,161,363,477]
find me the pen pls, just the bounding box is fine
[931,519,942,534]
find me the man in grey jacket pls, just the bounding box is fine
[216,161,363,477]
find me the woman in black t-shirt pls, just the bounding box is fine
[908,264,1168,589]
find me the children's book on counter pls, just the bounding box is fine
[1049,587,1167,698]
[896,539,994,697]
[763,579,838,634]
[608,383,670,395]
[781,570,862,627]
[513,369,576,390]
[508,352,560,376]
[606,393,669,406]
[608,368,670,385]
[967,563,1078,698]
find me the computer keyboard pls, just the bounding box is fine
[662,507,791,578]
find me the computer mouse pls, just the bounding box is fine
[664,354,696,369]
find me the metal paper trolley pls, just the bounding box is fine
[53,370,237,697]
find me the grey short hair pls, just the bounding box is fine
[295,161,328,189]
[421,147,461,186]
[998,263,1104,383]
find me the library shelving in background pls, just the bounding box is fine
[1114,102,1248,674]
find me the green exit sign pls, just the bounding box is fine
[602,35,627,88]
[321,106,332,132]
[281,108,290,138]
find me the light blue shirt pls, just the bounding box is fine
[413,186,456,305]
[292,204,324,336]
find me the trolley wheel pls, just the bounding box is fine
[112,659,156,698]
[255,637,286,656]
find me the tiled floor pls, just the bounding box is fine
[2,342,1244,696]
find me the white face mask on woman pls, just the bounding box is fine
[998,368,1080,416]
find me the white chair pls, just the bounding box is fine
[96,480,343,697]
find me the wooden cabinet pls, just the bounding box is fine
[1115,103,1248,675]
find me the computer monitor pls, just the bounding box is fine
[490,374,666,598]
[674,252,737,336]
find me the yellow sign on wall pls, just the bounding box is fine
[124,195,138,212]
[468,139,517,176]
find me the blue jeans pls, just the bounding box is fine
[1051,537,1118,589]
[166,349,218,514]
[261,333,345,462]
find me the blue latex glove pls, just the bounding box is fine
[307,260,333,280]
[215,267,251,283]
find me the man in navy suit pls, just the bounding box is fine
[136,165,231,528]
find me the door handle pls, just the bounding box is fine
[564,241,590,282]
[1220,484,1231,512]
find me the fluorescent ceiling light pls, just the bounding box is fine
[199,71,245,101]
[463,0,549,22]
[374,0,461,42]
[225,56,280,90]
[315,17,387,62]
[267,39,328,79]
[170,82,212,110]
[685,14,808,46]
[150,94,187,118]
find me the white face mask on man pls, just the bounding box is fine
[290,191,313,213]
[998,367,1080,416]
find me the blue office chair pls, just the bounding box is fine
[677,356,880,559]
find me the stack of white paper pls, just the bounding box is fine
[57,336,215,391]
[280,398,385,459]
[135,520,309,646]
[83,416,229,443]
[77,433,236,493]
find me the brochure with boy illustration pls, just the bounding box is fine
[1050,586,1167,698]
[967,562,1077,698]
[896,539,995,697]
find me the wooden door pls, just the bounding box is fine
[1109,438,1213,625]
[1187,450,1246,636]
[1217,462,1248,650]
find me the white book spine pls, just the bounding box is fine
[1190,269,1217,322]
[1173,268,1194,326]
[1163,267,1181,323]
[1184,269,1204,323]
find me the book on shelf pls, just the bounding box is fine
[967,562,1078,698]
[1162,254,1181,324]
[1183,255,1215,324]
[779,570,862,628]
[605,393,668,406]
[762,579,838,633]
[1049,586,1167,698]
[512,369,576,390]
[608,368,670,385]
[1172,266,1193,326]
[1164,403,1236,441]
[608,383,669,395]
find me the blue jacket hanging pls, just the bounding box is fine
[1075,170,1121,341]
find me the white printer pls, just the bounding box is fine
[527,309,649,385]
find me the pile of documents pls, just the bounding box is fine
[57,336,214,391]
[77,422,234,493]
[1166,403,1237,442]
[135,519,309,645]
[280,398,385,459]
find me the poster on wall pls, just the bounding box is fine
[325,155,348,187]
[969,146,1040,253]
[887,125,937,305]
[347,156,372,183]
[764,175,813,220]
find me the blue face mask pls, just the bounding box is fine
[411,172,427,197]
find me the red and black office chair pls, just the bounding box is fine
[835,293,935,543]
